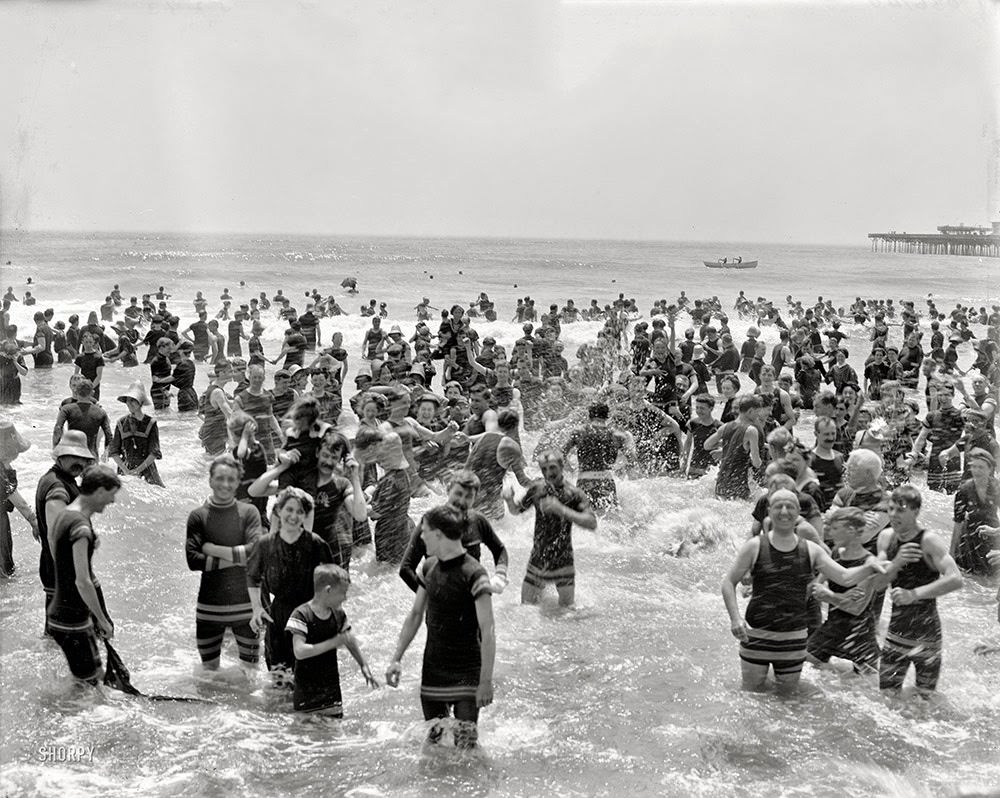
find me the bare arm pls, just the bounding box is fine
[291,629,351,660]
[385,588,428,685]
[809,541,884,586]
[72,538,114,637]
[721,538,759,640]
[247,456,292,497]
[210,387,233,421]
[745,425,762,469]
[891,534,963,604]
[345,462,368,522]
[474,594,495,707]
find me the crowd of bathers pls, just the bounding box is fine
[1,281,998,741]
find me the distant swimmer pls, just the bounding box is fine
[3,287,18,303]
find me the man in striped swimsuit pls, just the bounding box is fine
[185,454,263,670]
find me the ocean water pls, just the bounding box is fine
[1,231,999,798]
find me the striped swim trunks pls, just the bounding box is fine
[739,626,808,675]
[524,560,575,589]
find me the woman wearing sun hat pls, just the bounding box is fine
[109,382,164,486]
[0,421,36,577]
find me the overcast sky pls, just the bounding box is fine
[1,0,996,244]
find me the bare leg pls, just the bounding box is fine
[773,671,802,696]
[521,581,543,605]
[556,584,575,607]
[740,660,769,692]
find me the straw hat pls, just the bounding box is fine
[0,421,30,458]
[52,430,95,460]
[118,382,151,407]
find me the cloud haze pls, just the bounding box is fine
[1,0,995,244]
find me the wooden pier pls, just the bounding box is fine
[868,223,1000,257]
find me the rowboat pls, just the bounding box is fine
[703,259,758,269]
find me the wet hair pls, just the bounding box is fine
[76,378,95,398]
[966,447,996,470]
[422,504,466,541]
[890,484,922,511]
[770,458,801,479]
[321,432,351,461]
[275,486,314,516]
[827,506,866,531]
[209,453,244,480]
[313,563,350,592]
[497,409,520,432]
[289,395,321,426]
[536,448,564,467]
[353,426,384,452]
[448,469,481,491]
[764,472,797,493]
[588,402,610,420]
[737,394,763,414]
[79,465,122,495]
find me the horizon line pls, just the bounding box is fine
[0,227,869,249]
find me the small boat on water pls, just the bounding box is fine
[704,259,758,269]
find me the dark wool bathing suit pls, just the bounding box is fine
[286,603,349,714]
[186,498,262,665]
[879,529,943,692]
[740,534,812,676]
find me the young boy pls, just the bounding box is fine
[385,505,495,748]
[806,507,880,674]
[286,564,378,715]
